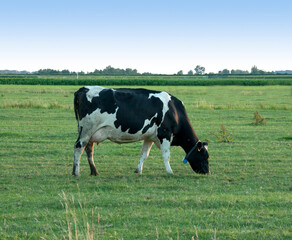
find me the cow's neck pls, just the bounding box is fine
[175,120,199,154]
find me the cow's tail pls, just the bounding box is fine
[74,91,80,133]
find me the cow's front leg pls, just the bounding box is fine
[85,142,98,176]
[160,139,173,174]
[135,140,153,174]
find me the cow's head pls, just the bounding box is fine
[184,142,210,174]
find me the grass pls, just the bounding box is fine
[210,125,234,143]
[1,76,292,86]
[0,85,291,239]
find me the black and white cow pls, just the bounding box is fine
[73,86,209,176]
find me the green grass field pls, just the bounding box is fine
[0,85,291,239]
[1,75,292,86]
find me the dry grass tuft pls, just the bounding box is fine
[1,100,69,109]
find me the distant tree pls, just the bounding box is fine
[222,69,230,74]
[194,65,205,75]
[125,68,132,75]
[258,70,265,74]
[38,69,60,75]
[251,65,259,74]
[92,69,102,75]
[142,72,152,75]
[103,65,115,75]
[61,69,70,75]
[231,69,249,74]
[126,68,138,75]
[177,70,183,75]
[218,69,231,74]
[187,70,194,75]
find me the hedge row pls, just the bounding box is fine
[0,77,291,86]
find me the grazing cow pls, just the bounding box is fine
[73,86,209,176]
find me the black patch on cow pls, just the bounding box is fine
[113,89,164,134]
[75,88,118,120]
[92,89,117,114]
[75,127,83,149]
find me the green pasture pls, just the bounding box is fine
[1,76,292,86]
[0,85,291,239]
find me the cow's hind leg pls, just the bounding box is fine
[73,142,85,176]
[73,128,90,176]
[135,140,153,174]
[85,142,98,176]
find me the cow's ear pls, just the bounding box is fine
[203,142,208,150]
[197,141,203,152]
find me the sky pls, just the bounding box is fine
[1,0,291,74]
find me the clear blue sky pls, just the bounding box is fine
[1,0,291,74]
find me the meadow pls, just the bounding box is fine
[0,84,291,239]
[1,75,292,86]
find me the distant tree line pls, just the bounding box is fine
[0,70,31,74]
[37,66,140,76]
[90,66,139,75]
[1,65,291,76]
[177,65,276,75]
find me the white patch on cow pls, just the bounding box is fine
[204,145,208,151]
[85,86,105,103]
[80,106,119,143]
[149,91,171,122]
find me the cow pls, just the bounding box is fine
[73,86,209,176]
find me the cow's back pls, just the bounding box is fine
[112,88,165,134]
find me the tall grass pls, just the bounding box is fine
[194,100,291,110]
[59,189,98,240]
[1,100,71,109]
[58,189,218,240]
[1,99,290,111]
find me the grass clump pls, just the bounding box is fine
[59,190,98,240]
[211,124,234,143]
[252,111,266,125]
[1,100,68,109]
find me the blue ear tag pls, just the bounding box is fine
[182,158,188,164]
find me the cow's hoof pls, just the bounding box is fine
[90,170,99,176]
[134,168,142,174]
[90,165,98,176]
